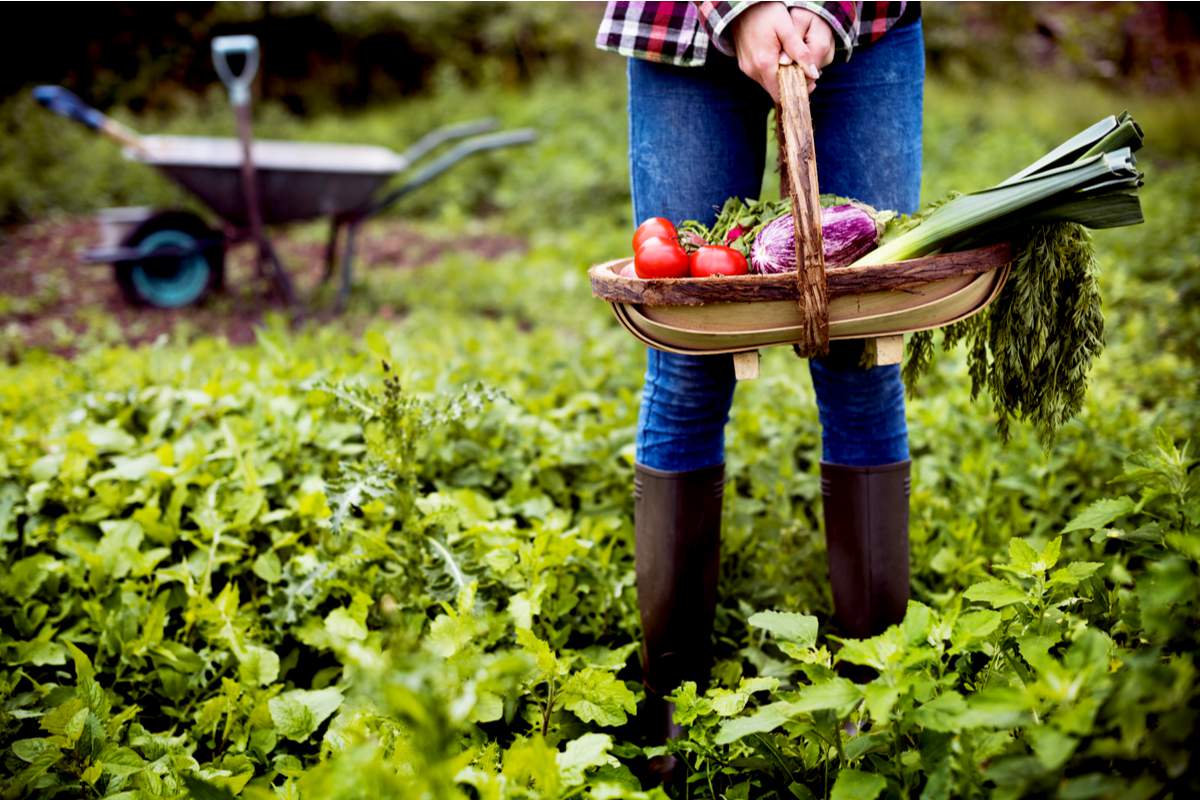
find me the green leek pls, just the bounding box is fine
[890,113,1147,443]
[851,114,1144,267]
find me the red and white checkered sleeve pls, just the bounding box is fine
[792,1,860,60]
[694,1,758,57]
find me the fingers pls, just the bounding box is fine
[737,49,779,103]
[790,7,835,68]
[776,18,810,71]
[730,2,827,103]
[777,53,817,96]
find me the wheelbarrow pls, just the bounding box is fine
[34,35,537,309]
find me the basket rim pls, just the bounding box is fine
[589,241,1012,308]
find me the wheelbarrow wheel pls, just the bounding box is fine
[115,211,224,308]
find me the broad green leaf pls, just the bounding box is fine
[557,733,618,787]
[82,761,103,785]
[1062,496,1136,533]
[425,612,475,658]
[0,482,21,543]
[96,520,144,580]
[863,683,900,722]
[1039,537,1062,571]
[515,628,557,675]
[40,699,86,736]
[181,776,238,800]
[1018,634,1060,673]
[844,730,891,760]
[830,769,887,800]
[503,736,560,796]
[509,592,534,630]
[667,681,707,726]
[0,554,59,600]
[789,678,862,715]
[89,454,164,484]
[1028,726,1078,770]
[470,691,504,723]
[952,609,1002,645]
[788,782,818,800]
[99,746,144,777]
[715,701,798,745]
[237,646,280,687]
[964,579,1027,608]
[747,610,818,646]
[741,677,780,694]
[1056,773,1126,799]
[85,425,137,453]
[269,688,343,742]
[835,636,901,671]
[711,689,752,718]
[902,601,935,643]
[1008,538,1040,575]
[252,551,283,583]
[325,607,368,642]
[12,738,58,763]
[957,688,1034,729]
[559,668,637,727]
[1048,562,1104,587]
[14,638,67,666]
[920,756,953,800]
[913,692,968,732]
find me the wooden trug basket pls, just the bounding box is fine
[589,64,1012,380]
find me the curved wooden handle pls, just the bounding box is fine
[776,64,829,357]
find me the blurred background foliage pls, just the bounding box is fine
[1,1,1197,228]
[3,2,1197,115]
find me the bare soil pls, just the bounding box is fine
[0,215,524,357]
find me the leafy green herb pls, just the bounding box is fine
[907,221,1105,442]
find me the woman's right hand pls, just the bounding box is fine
[729,2,825,101]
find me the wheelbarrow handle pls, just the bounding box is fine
[212,34,260,107]
[32,85,147,154]
[33,85,106,130]
[366,128,538,216]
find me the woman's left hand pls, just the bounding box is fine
[786,7,836,93]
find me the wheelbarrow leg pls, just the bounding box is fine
[262,238,296,305]
[335,220,360,313]
[322,218,342,284]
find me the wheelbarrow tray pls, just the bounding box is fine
[130,135,408,227]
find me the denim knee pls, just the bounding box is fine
[637,349,736,472]
[809,345,909,467]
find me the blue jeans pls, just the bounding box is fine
[629,21,925,471]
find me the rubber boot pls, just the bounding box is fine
[820,460,911,639]
[633,462,724,785]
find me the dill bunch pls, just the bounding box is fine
[905,222,1104,443]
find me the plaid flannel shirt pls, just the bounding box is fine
[596,1,916,66]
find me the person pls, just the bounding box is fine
[595,0,925,780]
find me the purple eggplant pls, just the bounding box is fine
[750,202,883,273]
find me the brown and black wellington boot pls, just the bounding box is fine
[633,461,724,787]
[820,460,912,641]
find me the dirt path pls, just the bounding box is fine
[0,215,524,357]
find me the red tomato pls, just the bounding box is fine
[690,245,749,278]
[634,236,690,279]
[633,217,677,252]
[618,262,639,279]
